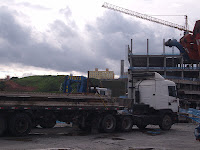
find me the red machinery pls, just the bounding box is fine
[180,20,200,61]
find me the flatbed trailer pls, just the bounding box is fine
[0,92,132,136]
[0,83,178,137]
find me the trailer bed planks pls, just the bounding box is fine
[0,92,123,110]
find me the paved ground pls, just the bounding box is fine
[0,123,200,150]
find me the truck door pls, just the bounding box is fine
[168,86,179,112]
[155,80,169,110]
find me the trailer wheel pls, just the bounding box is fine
[101,114,116,133]
[136,118,147,130]
[0,116,7,136]
[32,121,38,128]
[120,116,133,132]
[159,114,172,130]
[8,113,32,136]
[39,112,56,128]
[39,119,56,128]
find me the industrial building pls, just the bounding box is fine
[122,39,200,109]
[88,68,114,79]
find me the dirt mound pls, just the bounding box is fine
[5,80,36,92]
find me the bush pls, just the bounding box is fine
[10,77,18,80]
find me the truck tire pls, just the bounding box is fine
[120,116,133,132]
[101,114,116,133]
[32,121,38,128]
[159,114,172,130]
[8,113,32,136]
[39,112,56,128]
[136,118,147,130]
[39,119,56,128]
[0,116,6,136]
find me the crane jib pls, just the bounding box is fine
[102,2,192,33]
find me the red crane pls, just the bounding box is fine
[179,21,200,61]
[102,2,200,62]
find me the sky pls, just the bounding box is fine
[0,0,199,78]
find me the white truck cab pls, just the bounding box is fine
[128,72,179,130]
[135,72,179,113]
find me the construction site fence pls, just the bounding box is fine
[179,108,200,123]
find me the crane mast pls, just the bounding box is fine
[102,2,192,33]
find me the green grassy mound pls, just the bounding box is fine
[11,75,65,93]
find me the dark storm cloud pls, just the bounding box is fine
[0,7,31,45]
[86,11,169,59]
[84,10,179,74]
[0,7,69,71]
[0,6,178,76]
[0,6,102,73]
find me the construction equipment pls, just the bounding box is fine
[63,75,111,97]
[102,2,200,61]
[165,20,200,62]
[63,76,87,93]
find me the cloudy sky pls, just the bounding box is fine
[0,0,199,78]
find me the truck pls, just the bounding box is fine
[0,73,179,137]
[126,40,179,130]
[0,51,179,137]
[126,71,179,130]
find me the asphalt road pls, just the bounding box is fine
[0,123,200,150]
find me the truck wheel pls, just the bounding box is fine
[159,115,172,130]
[0,116,7,136]
[136,118,147,130]
[8,113,32,136]
[39,119,56,128]
[32,121,38,128]
[101,114,116,133]
[120,116,133,132]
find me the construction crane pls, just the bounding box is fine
[102,2,200,62]
[102,2,192,33]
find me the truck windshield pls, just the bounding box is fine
[168,86,177,97]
